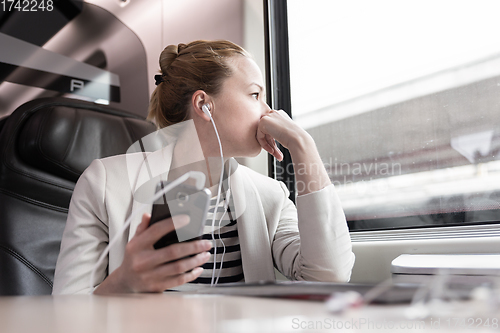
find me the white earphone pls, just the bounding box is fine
[202,104,211,117]
[201,102,232,286]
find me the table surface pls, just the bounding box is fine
[0,293,498,333]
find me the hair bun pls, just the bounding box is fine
[148,40,249,129]
[177,43,188,53]
[159,44,180,73]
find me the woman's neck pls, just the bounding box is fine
[166,119,230,191]
[170,144,229,191]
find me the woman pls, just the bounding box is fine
[52,40,355,295]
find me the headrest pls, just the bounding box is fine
[18,104,155,182]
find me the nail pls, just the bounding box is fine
[192,267,204,275]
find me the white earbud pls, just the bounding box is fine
[202,104,211,117]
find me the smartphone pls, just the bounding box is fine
[150,180,211,250]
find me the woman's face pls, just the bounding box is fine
[211,56,271,158]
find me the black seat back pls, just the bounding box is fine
[0,98,155,295]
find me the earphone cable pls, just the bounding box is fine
[208,114,226,287]
[214,163,231,285]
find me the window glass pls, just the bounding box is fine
[287,0,500,230]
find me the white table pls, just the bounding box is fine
[0,293,497,332]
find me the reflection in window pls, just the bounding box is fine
[287,0,500,230]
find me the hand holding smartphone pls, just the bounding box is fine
[149,181,211,250]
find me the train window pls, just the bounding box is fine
[283,0,500,230]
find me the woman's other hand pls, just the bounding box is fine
[256,109,312,161]
[94,213,212,294]
[257,109,331,195]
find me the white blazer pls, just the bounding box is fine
[52,143,355,294]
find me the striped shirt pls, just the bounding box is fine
[189,193,244,284]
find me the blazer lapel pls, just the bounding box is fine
[231,164,276,282]
[128,144,174,241]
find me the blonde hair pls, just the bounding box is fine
[147,40,249,128]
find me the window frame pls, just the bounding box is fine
[264,0,500,231]
[263,0,296,203]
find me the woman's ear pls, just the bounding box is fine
[191,90,212,122]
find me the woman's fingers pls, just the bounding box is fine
[119,213,214,293]
[265,133,283,160]
[135,251,210,292]
[133,214,190,250]
[153,252,210,291]
[147,239,212,267]
[158,251,211,276]
[166,267,205,290]
[149,266,205,292]
[134,213,151,236]
[256,130,276,156]
[257,111,288,161]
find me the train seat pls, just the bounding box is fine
[0,97,155,295]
